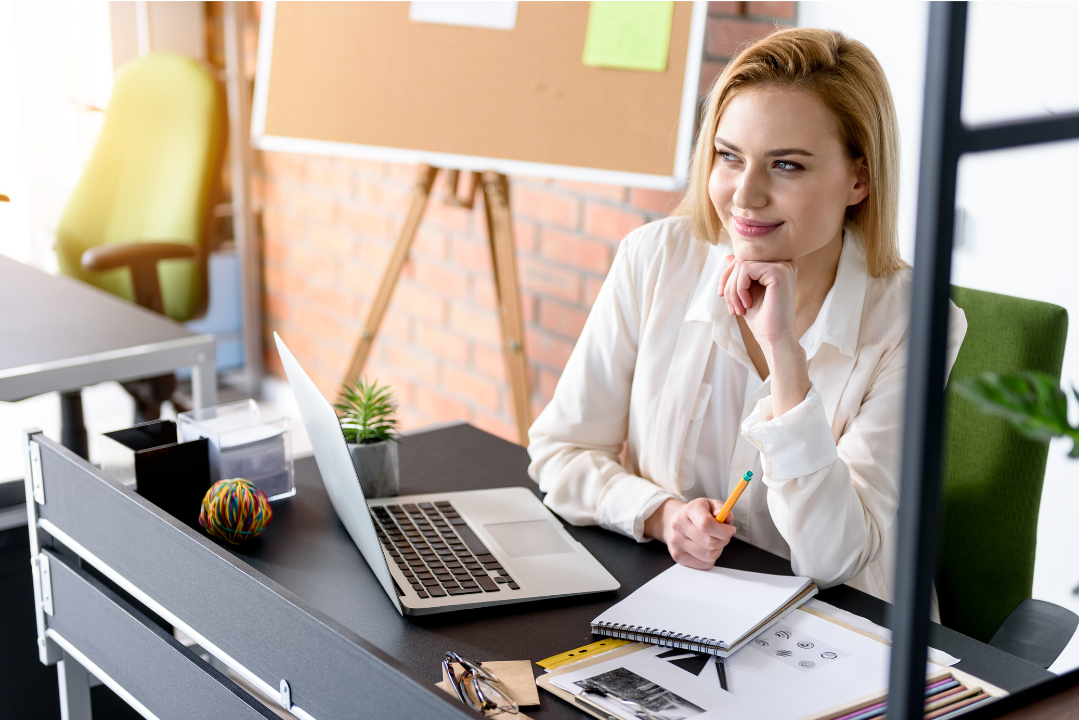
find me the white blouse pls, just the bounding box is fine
[527,216,968,606]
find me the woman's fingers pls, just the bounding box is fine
[670,544,714,570]
[704,497,733,523]
[732,265,750,315]
[727,272,743,315]
[722,260,740,314]
[718,257,736,297]
[736,264,756,312]
[669,499,736,567]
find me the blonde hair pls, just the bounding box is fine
[676,27,904,278]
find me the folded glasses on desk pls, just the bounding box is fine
[443,651,520,716]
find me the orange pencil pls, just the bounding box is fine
[715,471,753,523]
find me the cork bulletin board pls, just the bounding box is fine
[251,1,707,190]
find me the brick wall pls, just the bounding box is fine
[257,2,795,444]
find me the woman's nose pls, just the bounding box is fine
[732,164,768,209]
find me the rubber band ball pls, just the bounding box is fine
[199,478,273,545]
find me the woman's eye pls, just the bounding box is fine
[774,160,803,171]
[716,150,739,162]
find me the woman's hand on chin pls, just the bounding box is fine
[719,255,812,416]
[644,498,736,570]
[719,255,799,349]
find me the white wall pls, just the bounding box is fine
[0,2,32,263]
[0,1,208,270]
[799,1,1079,674]
[0,1,113,269]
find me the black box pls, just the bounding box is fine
[100,420,212,530]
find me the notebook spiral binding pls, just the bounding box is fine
[590,621,725,655]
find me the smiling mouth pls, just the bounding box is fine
[731,216,783,238]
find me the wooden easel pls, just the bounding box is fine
[343,165,532,444]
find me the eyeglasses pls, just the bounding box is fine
[443,651,519,716]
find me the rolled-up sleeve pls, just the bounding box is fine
[741,389,838,480]
[528,236,673,542]
[740,303,968,588]
[741,359,904,587]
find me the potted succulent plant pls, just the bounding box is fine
[335,377,400,497]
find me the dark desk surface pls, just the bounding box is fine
[227,423,1050,718]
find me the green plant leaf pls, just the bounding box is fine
[955,373,1078,451]
[334,377,399,444]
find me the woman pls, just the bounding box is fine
[527,28,967,609]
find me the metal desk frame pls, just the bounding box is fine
[0,334,216,412]
[22,430,474,720]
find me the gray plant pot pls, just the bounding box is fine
[347,440,399,498]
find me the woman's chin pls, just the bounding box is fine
[731,243,790,263]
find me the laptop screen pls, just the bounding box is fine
[274,333,402,613]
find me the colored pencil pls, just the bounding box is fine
[829,677,988,720]
[715,471,753,522]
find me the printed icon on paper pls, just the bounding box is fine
[751,624,848,673]
[655,648,713,676]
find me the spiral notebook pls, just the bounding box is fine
[591,565,818,657]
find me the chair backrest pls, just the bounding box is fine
[938,287,1068,642]
[55,53,226,323]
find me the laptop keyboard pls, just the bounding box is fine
[371,501,520,599]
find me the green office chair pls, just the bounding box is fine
[939,286,1076,668]
[54,53,226,434]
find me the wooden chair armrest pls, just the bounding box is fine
[80,243,197,315]
[80,242,196,273]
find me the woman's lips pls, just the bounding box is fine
[732,216,783,237]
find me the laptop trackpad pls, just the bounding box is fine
[484,520,575,558]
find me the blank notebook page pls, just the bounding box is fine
[592,565,812,646]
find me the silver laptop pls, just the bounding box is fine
[275,333,619,615]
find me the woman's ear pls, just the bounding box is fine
[848,157,870,207]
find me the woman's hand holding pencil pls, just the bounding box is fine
[644,472,754,571]
[643,496,738,570]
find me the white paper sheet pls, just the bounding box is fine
[408,2,518,30]
[591,565,812,650]
[805,599,961,667]
[554,609,901,720]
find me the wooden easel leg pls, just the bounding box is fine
[481,171,532,445]
[343,164,439,385]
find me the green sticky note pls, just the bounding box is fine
[582,1,675,73]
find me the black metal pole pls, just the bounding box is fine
[888,3,967,719]
[59,389,89,459]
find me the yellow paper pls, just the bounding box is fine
[582,1,675,73]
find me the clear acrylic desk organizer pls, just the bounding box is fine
[178,399,295,502]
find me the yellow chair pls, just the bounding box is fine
[55,52,226,423]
